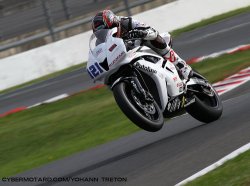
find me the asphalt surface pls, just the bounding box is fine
[1,12,250,114]
[173,12,250,59]
[1,82,250,186]
[0,68,91,113]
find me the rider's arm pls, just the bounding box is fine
[131,18,173,47]
[131,19,158,40]
[119,16,158,40]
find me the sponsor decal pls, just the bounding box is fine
[128,51,136,58]
[167,49,176,63]
[177,82,183,87]
[109,51,125,67]
[109,44,117,52]
[177,82,184,92]
[135,63,157,73]
[96,48,102,56]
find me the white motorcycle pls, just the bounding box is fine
[87,28,223,132]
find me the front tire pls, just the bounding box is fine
[113,81,164,132]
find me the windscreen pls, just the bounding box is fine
[89,29,109,54]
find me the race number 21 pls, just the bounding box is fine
[87,62,103,79]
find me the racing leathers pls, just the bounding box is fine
[118,16,192,80]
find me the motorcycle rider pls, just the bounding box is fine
[91,10,192,80]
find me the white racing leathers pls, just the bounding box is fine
[119,16,192,80]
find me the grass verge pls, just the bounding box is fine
[1,49,250,177]
[1,5,250,95]
[184,150,250,186]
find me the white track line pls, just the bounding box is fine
[186,22,250,44]
[28,94,69,108]
[175,142,250,186]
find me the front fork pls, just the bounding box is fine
[109,65,154,103]
[130,71,154,103]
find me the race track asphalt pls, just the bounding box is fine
[0,12,250,114]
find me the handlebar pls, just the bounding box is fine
[123,38,144,51]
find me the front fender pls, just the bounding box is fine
[187,77,208,87]
[110,77,133,90]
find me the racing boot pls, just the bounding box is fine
[163,48,192,80]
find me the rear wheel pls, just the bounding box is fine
[113,81,164,132]
[186,80,223,123]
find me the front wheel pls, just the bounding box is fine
[113,81,164,132]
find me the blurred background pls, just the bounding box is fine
[0,0,175,59]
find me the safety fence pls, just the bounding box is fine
[0,0,173,53]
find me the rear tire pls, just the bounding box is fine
[113,81,164,132]
[186,84,223,123]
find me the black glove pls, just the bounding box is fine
[124,29,147,40]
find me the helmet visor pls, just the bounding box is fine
[94,22,106,31]
[92,16,106,32]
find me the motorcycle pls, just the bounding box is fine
[87,28,223,132]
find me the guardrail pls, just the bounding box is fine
[0,0,154,52]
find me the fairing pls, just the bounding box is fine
[87,28,184,111]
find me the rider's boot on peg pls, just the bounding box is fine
[163,47,192,80]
